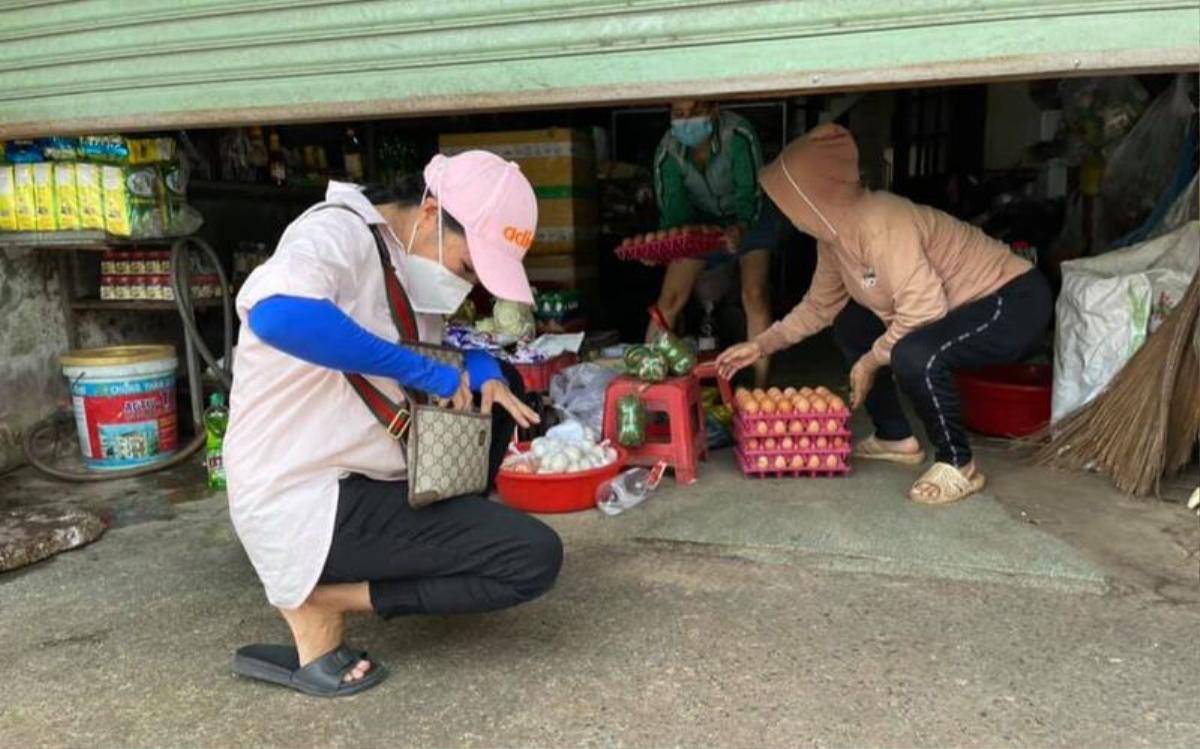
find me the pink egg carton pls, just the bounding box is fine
[738,439,852,456]
[734,413,852,440]
[615,229,724,265]
[735,448,852,478]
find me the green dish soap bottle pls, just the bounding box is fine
[204,392,229,490]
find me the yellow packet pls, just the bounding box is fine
[0,166,16,231]
[54,162,81,231]
[13,164,37,231]
[75,163,105,231]
[101,165,131,237]
[33,163,57,231]
[128,137,176,165]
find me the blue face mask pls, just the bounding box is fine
[671,116,714,148]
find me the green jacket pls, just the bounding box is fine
[653,110,764,230]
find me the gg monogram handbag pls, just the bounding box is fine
[320,205,492,508]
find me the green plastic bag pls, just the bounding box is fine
[616,394,646,447]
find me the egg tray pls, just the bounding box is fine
[733,414,852,440]
[735,448,852,478]
[614,231,724,265]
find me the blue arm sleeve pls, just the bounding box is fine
[464,349,505,391]
[248,295,460,398]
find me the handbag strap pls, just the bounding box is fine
[305,204,423,442]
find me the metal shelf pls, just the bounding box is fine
[70,298,223,313]
[0,231,180,252]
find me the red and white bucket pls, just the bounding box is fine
[60,345,179,471]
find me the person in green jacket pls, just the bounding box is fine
[649,99,782,386]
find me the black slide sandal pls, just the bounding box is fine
[233,644,388,697]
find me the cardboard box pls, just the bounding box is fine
[438,128,595,188]
[524,252,598,288]
[440,128,598,255]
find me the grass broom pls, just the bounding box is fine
[1034,271,1200,497]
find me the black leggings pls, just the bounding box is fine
[319,361,563,619]
[833,269,1052,467]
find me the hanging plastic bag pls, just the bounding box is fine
[548,363,619,436]
[1099,75,1198,248]
[615,394,647,447]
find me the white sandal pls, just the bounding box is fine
[909,462,986,505]
[853,435,926,466]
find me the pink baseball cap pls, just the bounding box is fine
[424,151,538,304]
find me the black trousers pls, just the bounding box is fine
[320,361,563,619]
[832,269,1052,467]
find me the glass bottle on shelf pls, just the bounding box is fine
[268,128,287,186]
[343,127,364,181]
[247,126,269,181]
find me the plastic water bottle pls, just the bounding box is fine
[595,462,667,516]
[204,392,229,490]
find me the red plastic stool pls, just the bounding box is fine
[602,374,708,484]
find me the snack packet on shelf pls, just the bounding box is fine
[75,163,105,231]
[101,165,132,236]
[33,163,58,231]
[0,166,17,231]
[13,164,37,231]
[53,163,81,231]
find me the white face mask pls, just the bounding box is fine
[396,191,473,316]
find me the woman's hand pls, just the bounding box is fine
[849,355,880,410]
[435,372,472,411]
[716,341,763,380]
[481,380,541,429]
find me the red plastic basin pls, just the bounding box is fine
[496,442,628,514]
[955,364,1051,438]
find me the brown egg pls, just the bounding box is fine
[755,421,769,436]
[799,386,815,398]
[734,387,750,402]
[807,419,822,434]
[807,454,822,469]
[793,397,811,413]
[760,399,777,415]
[767,387,783,400]
[827,396,846,412]
[774,455,789,470]
[810,397,829,413]
[788,420,805,435]
[825,454,841,469]
[780,437,794,450]
[815,386,832,397]
[772,420,787,435]
[798,436,811,450]
[816,436,829,450]
[752,388,767,401]
[763,437,777,450]
[826,418,841,432]
[776,399,794,415]
[790,454,806,469]
[756,455,770,470]
[783,387,798,398]
[743,399,761,415]
[833,436,847,449]
[745,438,760,451]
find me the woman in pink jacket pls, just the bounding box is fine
[718,124,1051,504]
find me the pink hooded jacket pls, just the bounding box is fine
[755,124,1031,365]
